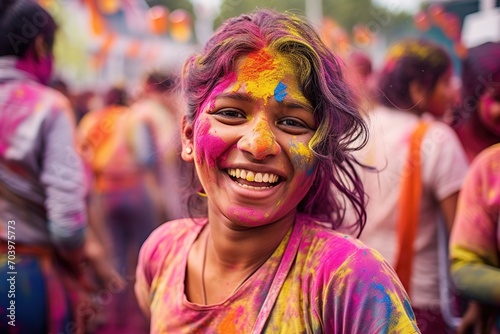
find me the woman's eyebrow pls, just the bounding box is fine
[281,100,314,113]
[216,92,254,102]
[215,91,313,113]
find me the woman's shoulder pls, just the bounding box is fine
[15,81,74,119]
[297,217,409,298]
[21,80,70,106]
[298,216,384,270]
[425,119,461,141]
[143,218,206,248]
[472,143,500,167]
[137,218,206,274]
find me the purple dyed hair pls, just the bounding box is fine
[182,9,368,236]
[378,39,452,110]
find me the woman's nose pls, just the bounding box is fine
[237,117,281,160]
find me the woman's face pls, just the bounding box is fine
[183,48,318,227]
[478,87,500,136]
[426,68,457,118]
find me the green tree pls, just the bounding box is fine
[145,0,194,14]
[323,0,376,31]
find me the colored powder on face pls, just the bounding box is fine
[480,94,500,135]
[483,94,494,117]
[252,117,277,154]
[194,118,227,169]
[274,81,288,102]
[199,72,237,115]
[289,141,315,175]
[236,48,308,105]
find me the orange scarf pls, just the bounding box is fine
[394,122,430,295]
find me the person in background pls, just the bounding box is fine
[344,49,377,110]
[135,9,419,333]
[449,143,500,334]
[130,71,184,221]
[452,42,500,162]
[78,86,161,333]
[0,1,89,333]
[449,41,500,334]
[353,39,469,333]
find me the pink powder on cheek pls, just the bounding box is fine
[484,96,494,118]
[193,118,228,169]
[480,95,500,135]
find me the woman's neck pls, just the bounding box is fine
[188,211,296,305]
[205,211,295,272]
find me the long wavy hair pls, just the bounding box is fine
[182,9,368,236]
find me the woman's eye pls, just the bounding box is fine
[278,118,307,129]
[212,108,247,125]
[215,109,245,118]
[277,118,314,135]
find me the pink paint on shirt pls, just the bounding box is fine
[135,215,420,333]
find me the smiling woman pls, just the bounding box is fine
[135,9,420,333]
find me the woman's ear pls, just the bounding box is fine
[409,81,427,111]
[181,115,194,162]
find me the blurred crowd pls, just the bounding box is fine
[1,1,500,334]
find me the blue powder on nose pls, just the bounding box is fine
[274,82,287,102]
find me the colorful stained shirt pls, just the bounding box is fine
[0,57,87,247]
[135,214,420,333]
[450,143,500,311]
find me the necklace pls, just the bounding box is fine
[201,229,209,305]
[200,230,272,305]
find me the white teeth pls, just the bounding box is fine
[262,173,269,182]
[227,168,279,184]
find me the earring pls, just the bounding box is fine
[185,147,192,154]
[197,188,208,198]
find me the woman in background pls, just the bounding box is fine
[449,41,500,334]
[354,39,469,333]
[452,41,500,162]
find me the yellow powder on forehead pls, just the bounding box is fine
[236,48,308,105]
